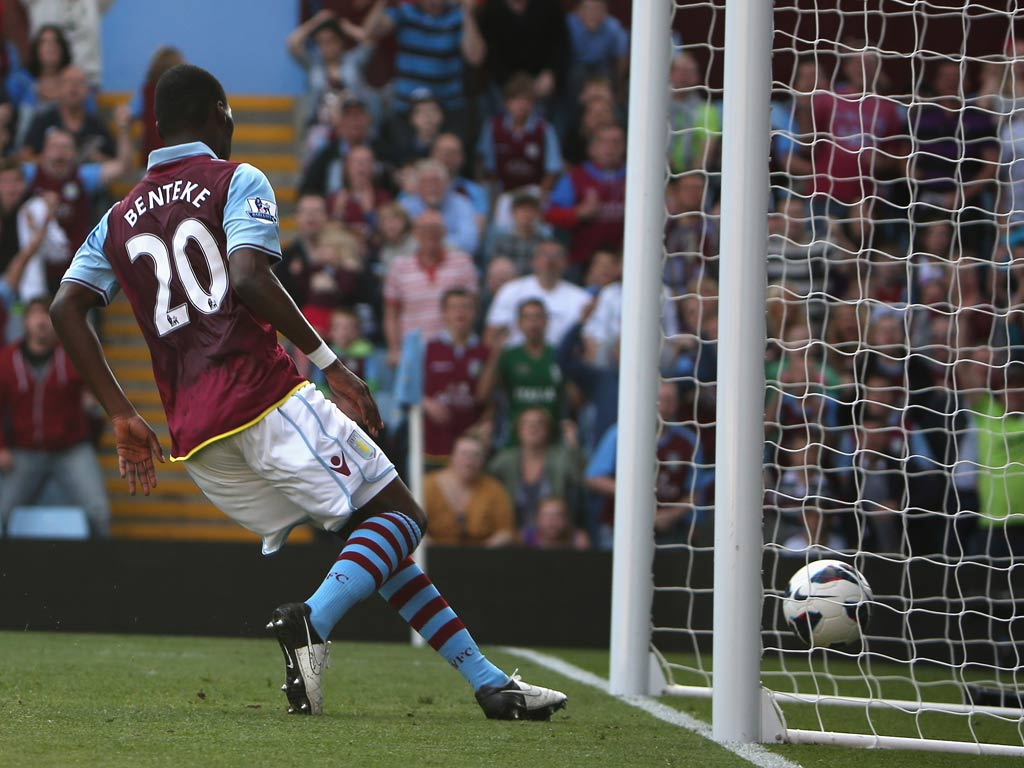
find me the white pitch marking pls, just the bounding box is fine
[501,646,803,768]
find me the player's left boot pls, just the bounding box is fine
[266,602,329,715]
[474,671,568,721]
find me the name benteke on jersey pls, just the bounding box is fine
[123,180,213,227]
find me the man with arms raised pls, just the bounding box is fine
[49,64,565,721]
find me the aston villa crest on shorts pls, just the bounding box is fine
[347,432,376,460]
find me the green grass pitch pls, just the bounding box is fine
[0,632,1021,768]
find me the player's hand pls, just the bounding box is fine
[324,361,384,436]
[0,448,12,472]
[112,413,165,496]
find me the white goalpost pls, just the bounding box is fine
[612,0,1024,757]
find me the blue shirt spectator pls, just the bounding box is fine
[361,0,486,116]
[398,158,481,255]
[567,1,628,70]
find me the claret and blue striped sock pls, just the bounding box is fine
[305,511,423,641]
[378,558,508,692]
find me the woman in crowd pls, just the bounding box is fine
[423,433,518,547]
[488,407,585,536]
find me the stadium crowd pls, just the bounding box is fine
[0,1,1019,563]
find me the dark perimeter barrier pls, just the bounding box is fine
[2,539,1009,667]
[0,540,614,646]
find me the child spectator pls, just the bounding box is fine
[479,256,518,333]
[302,222,371,335]
[287,8,377,129]
[484,191,551,272]
[477,72,563,195]
[388,88,445,168]
[310,306,382,401]
[373,201,415,273]
[522,496,589,550]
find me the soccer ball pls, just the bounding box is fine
[782,559,872,647]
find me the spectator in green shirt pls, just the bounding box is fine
[477,297,565,447]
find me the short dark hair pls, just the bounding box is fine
[0,157,23,176]
[154,64,226,139]
[311,17,345,42]
[504,72,535,101]
[517,298,546,318]
[441,287,475,309]
[24,295,52,314]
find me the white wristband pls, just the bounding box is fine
[307,340,338,370]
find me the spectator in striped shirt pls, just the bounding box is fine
[383,209,477,366]
[359,0,486,142]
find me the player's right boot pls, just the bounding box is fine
[266,602,329,715]
[474,671,568,721]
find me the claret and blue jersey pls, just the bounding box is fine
[62,142,305,461]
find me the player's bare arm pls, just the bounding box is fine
[228,246,383,435]
[50,282,164,496]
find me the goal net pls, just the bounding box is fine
[635,0,1024,756]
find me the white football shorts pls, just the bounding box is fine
[184,382,398,554]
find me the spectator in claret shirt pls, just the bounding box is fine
[418,288,491,467]
[331,144,391,239]
[810,43,904,220]
[276,193,328,309]
[0,297,110,538]
[545,123,625,272]
[477,72,563,197]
